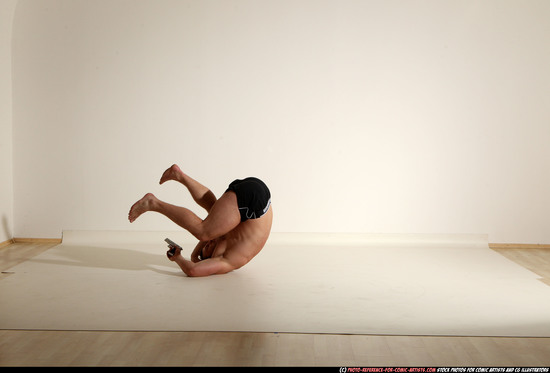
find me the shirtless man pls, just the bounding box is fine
[128,164,273,277]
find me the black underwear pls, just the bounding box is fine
[226,177,271,222]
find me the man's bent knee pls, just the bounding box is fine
[193,223,218,242]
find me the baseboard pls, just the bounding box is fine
[1,237,63,247]
[0,238,15,249]
[489,243,550,250]
[2,236,548,250]
[12,238,63,244]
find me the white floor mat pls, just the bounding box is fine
[1,231,549,336]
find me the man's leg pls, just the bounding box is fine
[159,164,216,212]
[128,191,241,241]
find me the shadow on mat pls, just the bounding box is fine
[27,244,183,277]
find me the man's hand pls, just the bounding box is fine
[166,245,181,261]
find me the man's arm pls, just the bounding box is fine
[190,241,207,262]
[171,255,236,277]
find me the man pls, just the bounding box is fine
[128,164,273,277]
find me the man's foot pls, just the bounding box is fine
[128,193,157,223]
[160,164,184,184]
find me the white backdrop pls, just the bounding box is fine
[10,0,550,243]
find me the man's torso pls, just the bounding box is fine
[212,207,273,268]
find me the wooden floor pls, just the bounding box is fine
[1,242,550,367]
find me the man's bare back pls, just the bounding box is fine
[128,164,272,277]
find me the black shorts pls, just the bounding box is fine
[226,177,271,222]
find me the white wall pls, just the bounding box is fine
[11,0,550,243]
[0,0,18,242]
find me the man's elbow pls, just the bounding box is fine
[185,262,235,277]
[186,267,201,277]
